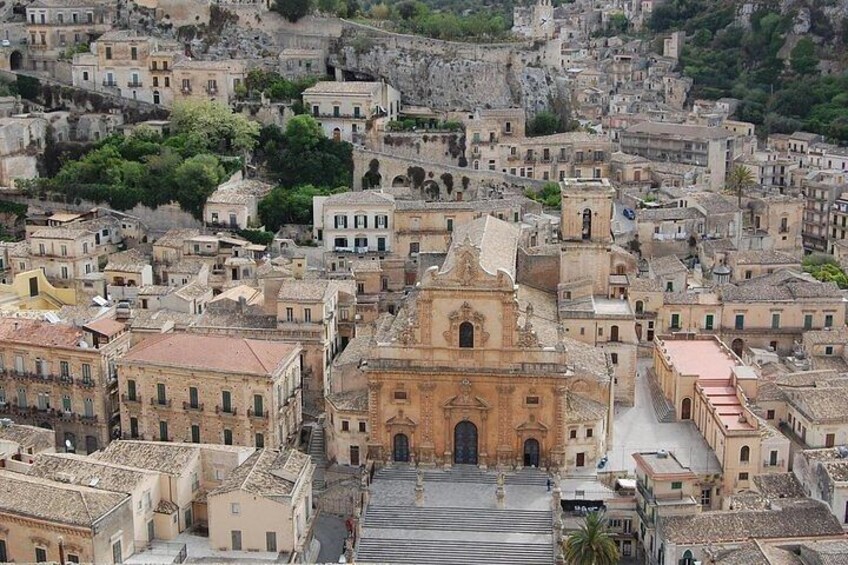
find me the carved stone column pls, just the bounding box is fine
[366,381,384,462]
[443,410,452,468]
[479,411,489,469]
[550,386,567,470]
[417,382,437,465]
[496,385,515,467]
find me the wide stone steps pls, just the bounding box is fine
[374,465,550,486]
[308,423,327,491]
[646,370,675,423]
[363,506,552,533]
[356,538,552,565]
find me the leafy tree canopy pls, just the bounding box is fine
[171,99,261,154]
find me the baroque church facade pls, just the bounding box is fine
[364,209,615,470]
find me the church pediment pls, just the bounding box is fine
[516,416,549,433]
[421,238,513,290]
[442,378,491,410]
[386,411,417,427]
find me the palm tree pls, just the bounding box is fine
[726,165,756,209]
[562,511,620,565]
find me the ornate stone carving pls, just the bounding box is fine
[418,382,436,444]
[398,314,418,346]
[443,302,490,346]
[458,247,477,286]
[516,303,541,348]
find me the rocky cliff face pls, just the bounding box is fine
[331,32,562,114]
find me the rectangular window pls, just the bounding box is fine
[159,420,168,441]
[447,218,454,232]
[359,421,367,432]
[569,429,577,439]
[341,420,350,431]
[771,313,780,329]
[231,531,242,551]
[157,383,166,405]
[131,46,137,60]
[191,424,200,443]
[393,390,408,400]
[36,548,47,563]
[670,313,680,330]
[586,428,593,438]
[766,409,775,420]
[266,531,277,553]
[825,314,834,327]
[769,450,778,466]
[224,428,233,445]
[409,242,420,255]
[127,379,137,401]
[333,105,340,117]
[82,364,91,382]
[189,386,199,408]
[105,46,112,59]
[255,433,264,448]
[739,472,749,481]
[231,502,240,514]
[671,481,682,490]
[60,361,69,377]
[526,396,540,405]
[304,308,312,323]
[700,487,711,506]
[735,314,745,330]
[253,394,264,417]
[804,314,813,330]
[285,307,294,322]
[704,314,714,330]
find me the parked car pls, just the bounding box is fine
[622,207,636,220]
[1,40,10,47]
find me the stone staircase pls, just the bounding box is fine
[358,467,555,565]
[374,465,550,486]
[356,538,553,565]
[307,419,327,492]
[646,369,675,423]
[363,506,553,534]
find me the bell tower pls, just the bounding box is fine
[559,178,615,245]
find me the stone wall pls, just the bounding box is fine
[366,132,465,168]
[516,247,560,293]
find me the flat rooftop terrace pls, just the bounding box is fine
[660,338,739,379]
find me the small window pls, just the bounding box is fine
[825,346,834,355]
[393,390,408,401]
[738,472,749,481]
[526,396,540,405]
[359,421,367,432]
[231,502,240,514]
[766,410,775,419]
[671,481,682,490]
[341,420,350,431]
[586,428,593,438]
[569,429,577,439]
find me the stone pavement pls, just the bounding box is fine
[608,358,722,474]
[315,513,346,564]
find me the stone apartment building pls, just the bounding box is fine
[619,122,740,191]
[93,440,255,538]
[28,227,100,288]
[203,176,273,230]
[802,171,847,252]
[0,316,130,454]
[207,448,314,554]
[25,0,116,75]
[653,335,790,499]
[303,81,401,143]
[746,192,804,256]
[71,30,180,105]
[0,470,134,564]
[793,447,848,530]
[117,333,302,450]
[172,59,247,107]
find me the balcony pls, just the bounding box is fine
[204,85,218,95]
[77,378,96,388]
[150,398,172,408]
[636,480,653,502]
[57,375,74,386]
[102,80,117,87]
[216,405,237,417]
[635,503,652,527]
[80,414,98,425]
[181,86,192,94]
[763,458,785,468]
[122,394,141,403]
[248,408,268,421]
[183,401,204,412]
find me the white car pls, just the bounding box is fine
[1,40,10,47]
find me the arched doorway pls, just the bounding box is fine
[391,175,409,187]
[9,50,22,71]
[582,209,592,240]
[332,128,341,142]
[635,322,643,341]
[85,435,98,454]
[523,438,540,467]
[731,338,744,357]
[681,397,692,420]
[681,550,694,565]
[454,421,478,465]
[392,433,410,462]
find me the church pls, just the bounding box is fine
[364,207,615,470]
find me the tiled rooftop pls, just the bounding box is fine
[210,448,311,499]
[440,215,519,282]
[0,469,129,527]
[0,423,55,452]
[94,440,198,475]
[120,333,298,376]
[28,453,157,494]
[0,316,83,349]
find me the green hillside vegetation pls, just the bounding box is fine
[803,254,848,288]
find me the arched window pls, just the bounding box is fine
[682,550,694,565]
[459,321,474,348]
[610,325,619,342]
[635,300,644,314]
[582,209,592,240]
[740,445,750,463]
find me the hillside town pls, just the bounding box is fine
[0,0,847,564]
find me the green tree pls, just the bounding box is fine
[562,511,620,565]
[791,37,819,75]
[170,99,260,154]
[803,254,848,288]
[527,111,564,137]
[173,154,226,217]
[273,0,312,22]
[284,114,324,153]
[726,165,756,208]
[259,184,344,229]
